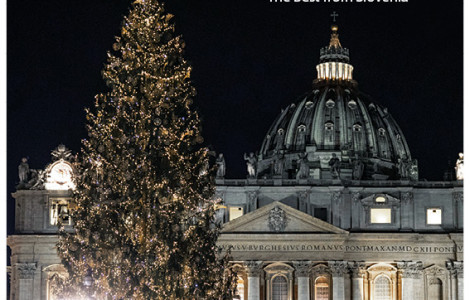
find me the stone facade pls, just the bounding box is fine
[7,24,464,300]
[217,197,463,300]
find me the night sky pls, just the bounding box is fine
[7,0,463,235]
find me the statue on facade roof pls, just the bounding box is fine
[215,153,226,178]
[29,169,45,190]
[409,159,419,181]
[273,152,285,176]
[455,153,464,180]
[328,153,341,179]
[18,157,29,183]
[397,158,408,179]
[296,152,310,179]
[244,152,257,178]
[352,154,364,180]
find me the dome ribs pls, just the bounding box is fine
[254,25,415,180]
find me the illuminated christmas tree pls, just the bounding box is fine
[52,0,235,298]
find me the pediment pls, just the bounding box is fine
[360,193,401,206]
[221,201,347,234]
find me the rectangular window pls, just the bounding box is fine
[314,208,328,222]
[370,208,391,224]
[229,206,243,221]
[50,199,71,225]
[426,208,442,225]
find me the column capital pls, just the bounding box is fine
[452,191,463,202]
[332,192,343,204]
[348,261,366,278]
[293,261,312,277]
[401,192,413,204]
[397,261,422,279]
[447,261,463,278]
[16,262,37,279]
[328,261,349,277]
[245,260,263,277]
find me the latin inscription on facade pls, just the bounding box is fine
[220,243,463,254]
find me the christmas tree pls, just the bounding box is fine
[52,0,235,299]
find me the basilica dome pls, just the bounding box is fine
[256,25,417,181]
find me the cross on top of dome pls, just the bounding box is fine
[330,11,339,22]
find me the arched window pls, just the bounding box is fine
[272,275,288,300]
[314,276,329,300]
[353,123,362,132]
[378,128,386,137]
[428,278,443,300]
[326,99,335,108]
[325,122,334,131]
[374,275,391,300]
[348,99,357,110]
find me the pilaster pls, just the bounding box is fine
[16,262,37,300]
[245,260,263,300]
[246,191,259,213]
[349,261,366,300]
[445,261,463,300]
[397,261,421,300]
[329,260,348,300]
[446,261,458,300]
[294,261,311,300]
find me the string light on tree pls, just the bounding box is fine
[51,0,236,298]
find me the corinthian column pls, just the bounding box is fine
[15,262,37,300]
[329,261,349,300]
[453,261,464,300]
[245,261,263,300]
[349,261,366,300]
[412,262,424,300]
[397,261,415,300]
[294,261,311,300]
[447,261,458,300]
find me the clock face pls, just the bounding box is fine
[45,161,75,190]
[50,163,73,185]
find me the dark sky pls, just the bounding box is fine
[7,0,463,235]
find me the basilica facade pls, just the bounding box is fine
[7,25,463,300]
[213,25,463,300]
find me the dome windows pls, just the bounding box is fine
[353,123,362,132]
[325,121,334,131]
[348,100,357,110]
[305,101,314,109]
[326,99,335,108]
[378,128,386,137]
[316,62,353,81]
[298,124,306,132]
